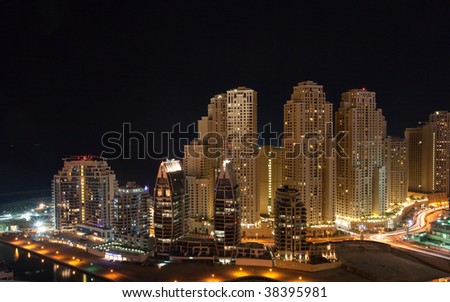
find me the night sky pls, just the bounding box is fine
[1,1,449,200]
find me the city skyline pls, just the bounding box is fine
[1,0,450,285]
[1,1,450,197]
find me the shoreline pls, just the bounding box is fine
[0,238,113,282]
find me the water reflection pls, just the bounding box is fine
[14,248,19,262]
[0,243,100,282]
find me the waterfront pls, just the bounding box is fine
[0,242,100,282]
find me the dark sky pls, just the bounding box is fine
[0,0,449,199]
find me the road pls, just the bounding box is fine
[368,207,450,261]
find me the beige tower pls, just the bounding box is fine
[282,81,335,225]
[198,93,227,142]
[274,186,307,260]
[258,145,283,217]
[335,88,387,222]
[227,87,259,226]
[53,156,117,233]
[429,111,450,195]
[385,137,408,206]
[183,141,215,220]
[405,111,450,198]
[184,94,228,222]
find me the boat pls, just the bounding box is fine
[0,259,14,281]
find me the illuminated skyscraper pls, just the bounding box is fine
[198,93,227,142]
[184,94,227,222]
[258,145,282,217]
[227,87,259,226]
[335,88,387,223]
[214,160,240,257]
[384,137,408,206]
[405,111,450,199]
[282,81,335,225]
[53,156,117,233]
[429,111,450,195]
[153,160,189,255]
[113,182,150,236]
[184,141,215,220]
[274,185,307,260]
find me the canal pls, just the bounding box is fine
[0,242,103,281]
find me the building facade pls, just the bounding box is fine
[226,87,259,226]
[335,89,388,224]
[153,160,189,255]
[184,141,215,220]
[282,81,335,225]
[113,181,150,237]
[274,186,307,260]
[184,94,228,224]
[258,146,283,217]
[429,111,450,195]
[405,111,450,198]
[53,156,117,234]
[214,160,241,258]
[385,137,408,206]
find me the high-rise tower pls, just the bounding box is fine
[184,94,227,223]
[385,137,408,206]
[282,81,335,225]
[114,181,150,236]
[226,87,259,226]
[214,160,240,257]
[53,156,117,233]
[335,88,387,222]
[274,185,307,260]
[405,111,450,199]
[153,159,189,255]
[429,111,450,195]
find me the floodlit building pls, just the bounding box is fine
[335,88,388,224]
[429,111,450,195]
[405,111,450,201]
[282,81,335,225]
[385,137,408,206]
[227,87,259,225]
[197,93,227,143]
[53,156,117,238]
[184,141,215,220]
[214,160,241,258]
[113,182,150,247]
[185,94,228,224]
[153,159,189,255]
[258,145,283,217]
[274,186,307,260]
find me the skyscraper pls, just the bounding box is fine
[214,159,241,258]
[226,87,259,226]
[282,81,335,225]
[113,181,150,236]
[153,159,189,255]
[385,137,408,206]
[335,88,387,223]
[198,93,227,143]
[258,145,282,217]
[274,185,307,260]
[53,156,117,234]
[184,141,215,220]
[429,111,450,195]
[405,123,437,194]
[184,94,227,222]
[405,111,450,200]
